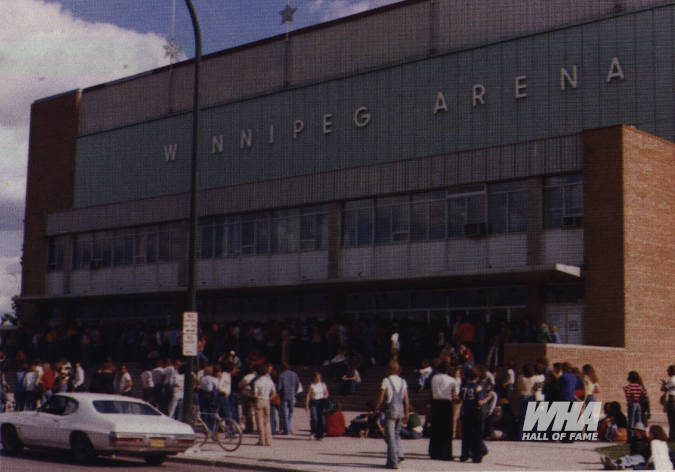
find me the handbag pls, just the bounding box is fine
[270,392,281,405]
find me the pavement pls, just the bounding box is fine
[170,409,610,471]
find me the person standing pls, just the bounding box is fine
[118,364,133,396]
[22,362,40,411]
[277,362,300,435]
[140,364,154,403]
[305,371,329,440]
[624,371,649,439]
[660,365,675,440]
[14,363,27,411]
[253,363,276,446]
[375,360,409,470]
[168,365,185,420]
[199,365,219,432]
[428,361,459,460]
[582,364,600,404]
[459,368,489,463]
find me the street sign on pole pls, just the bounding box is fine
[182,311,198,357]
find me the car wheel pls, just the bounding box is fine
[1,425,23,455]
[144,454,167,466]
[70,432,96,464]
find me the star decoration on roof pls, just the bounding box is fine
[280,3,297,24]
[164,40,181,64]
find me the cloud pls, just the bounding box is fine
[0,0,176,313]
[0,257,21,315]
[309,0,400,22]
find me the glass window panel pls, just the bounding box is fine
[158,231,171,261]
[214,224,224,257]
[410,202,427,241]
[508,191,528,232]
[145,233,157,263]
[200,225,213,259]
[124,235,134,265]
[447,197,466,238]
[565,184,583,215]
[488,194,507,234]
[357,208,372,246]
[242,221,255,254]
[256,218,270,254]
[429,200,446,240]
[391,203,409,241]
[375,206,391,244]
[227,221,241,255]
[317,213,328,250]
[342,211,357,248]
[467,194,486,223]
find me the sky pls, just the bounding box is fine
[0,0,400,316]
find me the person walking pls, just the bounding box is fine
[428,360,459,460]
[374,360,409,470]
[277,362,301,435]
[253,363,276,446]
[305,371,329,440]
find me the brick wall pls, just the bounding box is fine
[621,126,675,403]
[21,92,80,321]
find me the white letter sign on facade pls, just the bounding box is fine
[606,57,624,82]
[182,311,198,357]
[163,144,178,162]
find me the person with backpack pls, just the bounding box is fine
[374,360,409,470]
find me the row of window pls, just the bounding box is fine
[47,175,582,270]
[199,206,330,259]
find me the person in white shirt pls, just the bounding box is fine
[117,364,133,396]
[375,360,409,470]
[305,371,329,440]
[661,365,675,440]
[429,361,460,461]
[253,364,276,446]
[72,361,85,392]
[216,364,232,419]
[199,365,219,431]
[140,365,154,403]
[168,365,185,420]
[648,425,673,470]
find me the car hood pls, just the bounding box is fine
[107,415,194,435]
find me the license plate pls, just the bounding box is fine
[149,438,165,448]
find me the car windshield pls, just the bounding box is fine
[92,400,162,416]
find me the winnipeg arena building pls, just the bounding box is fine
[21,0,675,402]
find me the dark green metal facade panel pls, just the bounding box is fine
[73,5,675,208]
[653,9,674,122]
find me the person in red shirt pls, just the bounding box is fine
[41,362,56,404]
[325,401,346,436]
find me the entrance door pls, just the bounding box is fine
[545,304,584,344]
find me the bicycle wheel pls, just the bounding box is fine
[191,412,210,448]
[213,417,242,452]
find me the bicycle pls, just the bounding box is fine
[191,406,242,452]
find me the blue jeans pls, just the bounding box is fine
[310,399,325,439]
[271,403,280,434]
[280,398,295,434]
[384,416,403,466]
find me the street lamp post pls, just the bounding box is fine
[183,0,201,424]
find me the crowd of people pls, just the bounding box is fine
[0,316,673,470]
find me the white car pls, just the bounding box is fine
[0,392,194,465]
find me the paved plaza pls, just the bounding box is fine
[172,409,610,471]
